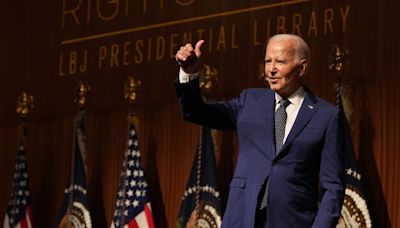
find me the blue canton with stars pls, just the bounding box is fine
[112,124,150,227]
[5,143,32,227]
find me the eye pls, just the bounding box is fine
[264,59,271,64]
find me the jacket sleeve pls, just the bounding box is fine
[312,110,345,227]
[175,77,245,130]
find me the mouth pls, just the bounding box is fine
[268,77,279,83]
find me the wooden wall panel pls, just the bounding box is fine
[1,0,399,227]
[359,76,400,228]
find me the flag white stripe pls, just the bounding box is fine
[3,214,10,228]
[145,203,152,212]
[3,214,32,228]
[135,210,150,228]
[25,208,32,228]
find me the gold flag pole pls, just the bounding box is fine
[124,76,141,105]
[124,76,141,127]
[328,45,349,80]
[16,92,34,119]
[74,81,91,110]
[16,92,34,137]
[199,64,218,101]
[328,45,352,123]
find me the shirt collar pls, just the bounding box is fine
[275,87,306,107]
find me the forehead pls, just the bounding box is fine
[265,39,297,57]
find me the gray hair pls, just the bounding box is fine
[267,34,310,62]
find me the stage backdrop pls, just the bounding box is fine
[0,0,399,227]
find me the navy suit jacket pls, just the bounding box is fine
[176,78,345,228]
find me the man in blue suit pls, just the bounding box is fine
[175,34,345,227]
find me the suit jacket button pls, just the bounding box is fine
[271,161,276,166]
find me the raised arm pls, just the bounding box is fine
[175,40,205,74]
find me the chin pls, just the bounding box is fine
[268,85,281,92]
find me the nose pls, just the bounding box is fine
[266,62,277,76]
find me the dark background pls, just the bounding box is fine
[0,0,398,227]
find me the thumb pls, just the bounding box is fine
[194,40,205,57]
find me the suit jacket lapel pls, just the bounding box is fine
[274,90,318,161]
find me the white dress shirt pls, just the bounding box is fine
[179,68,199,83]
[275,87,306,143]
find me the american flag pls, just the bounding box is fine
[3,143,33,228]
[111,122,155,228]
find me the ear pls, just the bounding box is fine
[299,59,308,77]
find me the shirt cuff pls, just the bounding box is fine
[179,68,199,83]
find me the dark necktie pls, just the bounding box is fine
[274,99,290,153]
[259,99,290,210]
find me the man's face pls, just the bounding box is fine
[264,39,306,98]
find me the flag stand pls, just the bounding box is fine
[194,125,203,224]
[3,92,34,228]
[110,76,155,228]
[328,45,372,228]
[176,64,222,228]
[56,81,92,227]
[120,76,142,227]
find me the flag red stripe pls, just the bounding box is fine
[128,218,139,228]
[18,207,33,228]
[20,217,28,228]
[144,204,155,228]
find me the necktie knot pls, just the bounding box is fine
[279,99,290,109]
